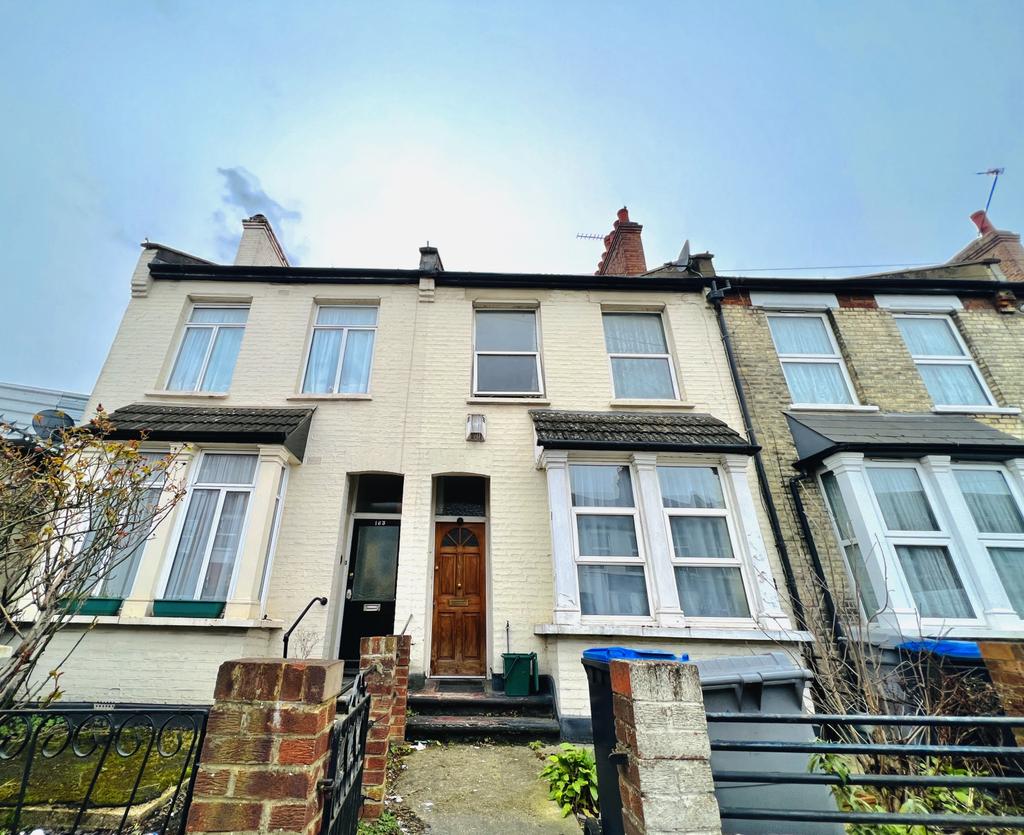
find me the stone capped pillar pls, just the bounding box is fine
[186,657,343,835]
[610,659,722,835]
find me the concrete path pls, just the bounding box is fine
[391,741,582,834]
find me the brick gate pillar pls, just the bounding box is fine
[610,659,722,835]
[186,657,344,835]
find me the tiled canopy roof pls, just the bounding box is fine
[786,411,1024,468]
[529,410,755,453]
[99,403,315,461]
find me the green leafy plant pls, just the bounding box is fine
[357,810,401,835]
[539,742,599,819]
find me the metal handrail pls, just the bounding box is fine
[282,596,327,658]
[706,711,1024,727]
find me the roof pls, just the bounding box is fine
[0,381,89,439]
[785,412,1024,469]
[529,410,756,453]
[101,403,315,461]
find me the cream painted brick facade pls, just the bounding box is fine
[33,242,805,720]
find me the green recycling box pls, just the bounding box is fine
[502,652,539,696]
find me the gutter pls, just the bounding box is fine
[536,441,760,455]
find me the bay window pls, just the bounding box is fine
[570,464,649,616]
[894,315,993,407]
[767,313,856,406]
[163,452,257,602]
[603,312,678,400]
[820,471,879,615]
[168,305,248,392]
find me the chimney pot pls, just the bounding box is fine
[971,210,996,235]
[617,207,630,223]
[419,246,444,272]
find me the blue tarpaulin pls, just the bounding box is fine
[897,639,981,660]
[582,646,689,663]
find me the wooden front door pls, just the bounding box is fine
[431,522,486,676]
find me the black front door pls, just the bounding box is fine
[339,519,401,664]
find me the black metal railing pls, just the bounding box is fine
[319,672,371,835]
[0,707,208,835]
[708,711,1024,830]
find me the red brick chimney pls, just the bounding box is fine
[949,211,1024,282]
[595,207,647,276]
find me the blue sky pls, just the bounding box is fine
[1,1,1021,393]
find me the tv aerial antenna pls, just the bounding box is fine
[576,232,604,241]
[977,167,1005,215]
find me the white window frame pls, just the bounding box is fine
[158,450,257,602]
[300,304,379,395]
[167,303,249,392]
[818,470,882,619]
[568,462,653,622]
[256,465,289,614]
[766,312,859,407]
[893,313,995,407]
[472,308,544,397]
[658,464,755,624]
[863,461,982,625]
[602,311,680,400]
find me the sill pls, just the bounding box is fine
[60,597,123,616]
[534,622,813,643]
[787,404,879,412]
[58,614,284,629]
[932,405,1021,415]
[467,396,550,405]
[287,393,372,401]
[145,390,228,399]
[610,399,695,409]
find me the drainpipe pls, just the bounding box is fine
[705,278,808,632]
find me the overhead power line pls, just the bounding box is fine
[717,262,938,273]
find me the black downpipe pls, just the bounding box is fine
[706,281,807,632]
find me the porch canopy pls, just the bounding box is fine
[785,411,1024,470]
[529,409,758,454]
[97,403,315,461]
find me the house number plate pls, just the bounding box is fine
[449,598,469,607]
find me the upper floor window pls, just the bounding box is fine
[570,464,649,617]
[767,314,855,406]
[163,452,257,602]
[602,312,678,400]
[658,465,750,618]
[303,306,378,394]
[473,310,543,396]
[167,305,249,392]
[894,315,993,407]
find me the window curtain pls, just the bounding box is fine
[782,362,853,404]
[102,485,163,598]
[167,328,211,390]
[578,565,649,616]
[675,566,749,618]
[304,329,342,392]
[570,465,633,507]
[609,357,674,398]
[895,545,974,619]
[658,467,724,508]
[192,307,248,324]
[201,491,248,600]
[896,318,962,356]
[990,548,1024,617]
[955,470,1024,533]
[201,327,244,391]
[845,543,881,615]
[576,515,639,556]
[339,329,375,393]
[821,472,854,539]
[198,454,257,485]
[603,313,667,354]
[867,468,938,531]
[768,316,833,354]
[165,489,218,599]
[668,517,732,559]
[917,364,988,406]
[318,306,376,326]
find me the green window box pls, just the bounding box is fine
[153,600,226,619]
[60,597,124,616]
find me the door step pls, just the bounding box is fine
[408,690,554,717]
[405,714,561,739]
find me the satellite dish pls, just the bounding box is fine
[32,409,74,441]
[676,240,691,267]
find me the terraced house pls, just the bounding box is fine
[713,210,1024,681]
[44,209,809,737]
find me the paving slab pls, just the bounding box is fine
[392,741,582,834]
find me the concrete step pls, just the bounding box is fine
[408,690,555,717]
[406,714,561,740]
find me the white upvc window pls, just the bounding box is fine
[820,471,880,616]
[602,312,679,400]
[894,314,994,407]
[302,305,378,394]
[162,452,257,602]
[767,313,857,406]
[167,305,249,392]
[569,464,650,617]
[473,309,543,396]
[657,465,750,619]
[953,465,1024,617]
[864,463,976,621]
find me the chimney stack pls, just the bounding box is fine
[419,245,444,272]
[595,207,647,276]
[950,211,1024,282]
[234,214,289,267]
